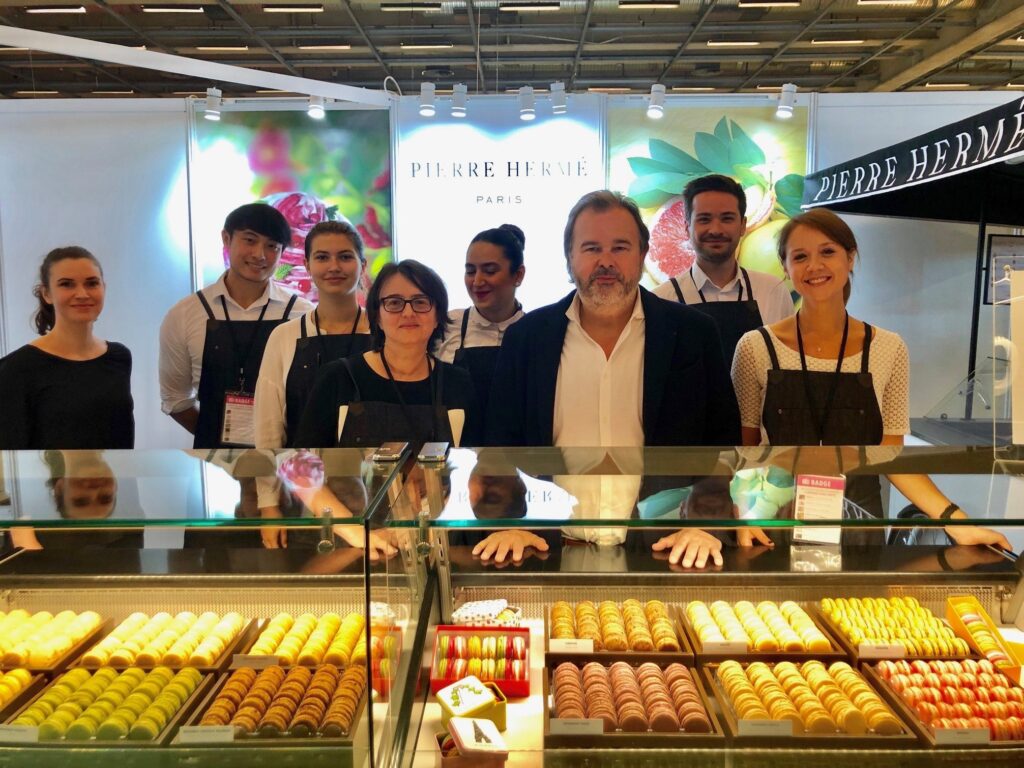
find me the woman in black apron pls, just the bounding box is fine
[254,220,373,452]
[668,266,762,364]
[292,260,480,451]
[436,225,526,414]
[731,208,1010,551]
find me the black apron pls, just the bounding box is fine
[451,310,502,413]
[757,317,885,546]
[194,290,298,449]
[284,309,372,446]
[671,267,763,363]
[334,356,452,449]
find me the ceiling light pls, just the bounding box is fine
[811,38,864,45]
[499,2,560,10]
[618,1,678,7]
[550,81,567,114]
[15,90,60,95]
[857,0,915,4]
[647,83,665,119]
[587,87,632,93]
[204,86,222,121]
[737,0,800,5]
[307,94,325,119]
[0,47,29,52]
[775,82,796,119]
[142,5,205,12]
[450,83,467,117]
[297,44,352,51]
[757,84,783,90]
[671,86,715,91]
[197,45,250,52]
[381,2,442,10]
[262,4,324,11]
[419,82,436,117]
[401,42,454,50]
[1006,82,1024,89]
[924,82,969,88]
[173,90,208,95]
[25,6,85,13]
[92,89,134,94]
[707,40,761,47]
[518,85,536,121]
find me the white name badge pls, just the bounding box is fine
[792,474,845,545]
[221,391,256,447]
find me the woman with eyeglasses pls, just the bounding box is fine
[292,260,480,449]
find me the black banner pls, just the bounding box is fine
[803,97,1024,209]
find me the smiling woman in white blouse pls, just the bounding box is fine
[731,207,1009,550]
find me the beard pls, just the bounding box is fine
[573,265,640,308]
[693,236,738,265]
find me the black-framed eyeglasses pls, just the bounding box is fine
[381,295,434,313]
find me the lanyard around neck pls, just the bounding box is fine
[313,306,361,365]
[219,295,270,392]
[690,267,747,303]
[380,349,438,444]
[796,310,849,446]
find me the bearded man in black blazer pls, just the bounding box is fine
[477,190,743,568]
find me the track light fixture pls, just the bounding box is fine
[204,86,222,121]
[419,82,436,117]
[308,94,325,119]
[776,82,796,119]
[550,81,567,114]
[647,83,666,119]
[451,83,467,117]
[518,85,535,121]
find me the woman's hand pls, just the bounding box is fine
[332,525,399,562]
[259,506,287,549]
[737,527,774,548]
[651,529,723,568]
[472,530,549,563]
[945,524,1011,550]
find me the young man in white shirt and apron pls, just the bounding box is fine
[159,203,314,449]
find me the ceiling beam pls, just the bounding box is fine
[656,0,718,83]
[873,0,1024,91]
[567,0,594,90]
[465,0,484,92]
[213,0,300,76]
[823,0,971,89]
[734,0,838,91]
[89,0,170,53]
[333,0,393,79]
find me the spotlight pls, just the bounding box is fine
[550,81,567,114]
[204,87,222,121]
[419,82,436,117]
[776,82,796,119]
[647,83,666,119]
[451,83,467,117]
[518,85,535,121]
[308,94,325,119]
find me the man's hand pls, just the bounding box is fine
[737,526,774,548]
[945,524,1011,550]
[259,506,287,549]
[332,526,399,562]
[472,530,549,564]
[651,529,723,568]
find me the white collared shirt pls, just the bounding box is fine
[159,273,314,415]
[434,305,525,363]
[553,291,646,447]
[653,263,795,326]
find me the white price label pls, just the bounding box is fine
[934,727,990,745]
[549,638,594,653]
[737,719,794,737]
[858,643,905,659]
[231,655,280,669]
[0,725,39,743]
[701,641,748,655]
[549,718,603,736]
[178,725,236,744]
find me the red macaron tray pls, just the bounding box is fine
[543,602,695,666]
[0,670,214,748]
[543,660,724,748]
[430,626,529,698]
[864,659,1024,748]
[703,660,917,748]
[678,603,849,663]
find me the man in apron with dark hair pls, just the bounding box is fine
[160,202,314,449]
[654,174,794,364]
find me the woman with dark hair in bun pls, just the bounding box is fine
[436,224,526,412]
[0,247,134,449]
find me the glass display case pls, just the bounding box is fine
[0,447,419,768]
[373,446,1024,768]
[2,445,1024,767]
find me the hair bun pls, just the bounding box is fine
[498,224,525,248]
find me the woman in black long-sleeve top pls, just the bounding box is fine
[0,246,134,449]
[293,260,479,450]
